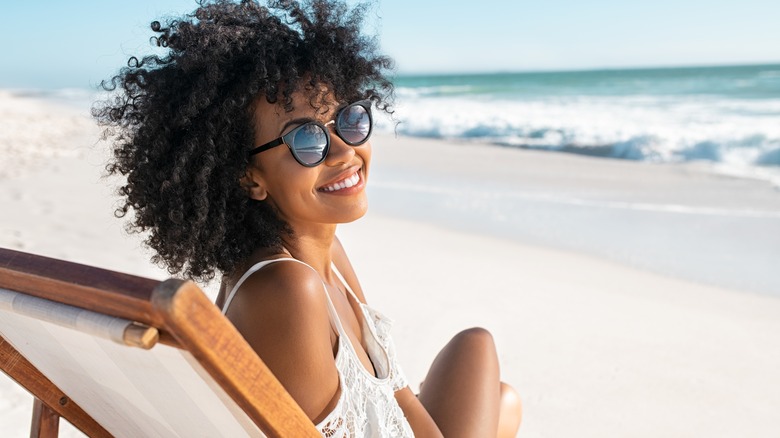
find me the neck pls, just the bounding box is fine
[280,222,338,283]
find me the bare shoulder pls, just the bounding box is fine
[224,260,339,422]
[237,259,325,303]
[331,236,368,303]
[225,260,327,324]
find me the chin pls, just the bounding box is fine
[342,209,368,224]
[335,200,368,224]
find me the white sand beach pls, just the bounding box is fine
[1,92,780,437]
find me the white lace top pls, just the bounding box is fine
[221,258,414,438]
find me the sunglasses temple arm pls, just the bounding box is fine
[247,138,285,157]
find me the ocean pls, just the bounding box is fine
[384,64,780,185]
[14,64,780,186]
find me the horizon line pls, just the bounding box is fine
[394,60,780,78]
[3,60,779,91]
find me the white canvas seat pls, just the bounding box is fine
[0,247,319,438]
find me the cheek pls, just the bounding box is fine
[257,153,317,200]
[268,170,317,200]
[360,144,372,175]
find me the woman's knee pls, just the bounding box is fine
[428,327,499,379]
[452,327,496,349]
[445,327,499,369]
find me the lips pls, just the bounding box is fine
[318,170,361,192]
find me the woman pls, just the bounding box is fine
[95,1,521,436]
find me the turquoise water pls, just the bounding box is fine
[386,64,780,182]
[11,63,780,182]
[394,64,780,100]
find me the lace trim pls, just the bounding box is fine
[315,307,413,437]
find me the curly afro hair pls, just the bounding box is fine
[93,0,394,281]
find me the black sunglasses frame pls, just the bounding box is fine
[247,100,373,167]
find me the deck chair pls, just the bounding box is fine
[0,247,320,437]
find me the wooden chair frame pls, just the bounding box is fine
[0,247,320,437]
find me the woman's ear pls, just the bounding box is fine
[241,167,268,201]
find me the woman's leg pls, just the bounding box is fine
[498,383,523,438]
[418,327,501,437]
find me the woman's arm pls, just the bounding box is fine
[224,261,341,423]
[395,387,444,437]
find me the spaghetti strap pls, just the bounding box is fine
[221,257,298,315]
[331,262,362,304]
[220,257,347,338]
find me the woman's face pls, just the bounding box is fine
[246,90,371,229]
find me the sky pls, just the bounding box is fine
[1,0,779,89]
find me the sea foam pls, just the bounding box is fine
[382,66,780,185]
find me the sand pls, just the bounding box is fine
[1,92,779,437]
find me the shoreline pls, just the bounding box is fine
[368,132,780,297]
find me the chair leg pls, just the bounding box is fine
[31,397,60,438]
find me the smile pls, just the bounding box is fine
[319,170,361,192]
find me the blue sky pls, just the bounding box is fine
[2,0,779,89]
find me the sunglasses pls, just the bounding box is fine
[247,100,373,167]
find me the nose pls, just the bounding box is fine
[324,128,356,166]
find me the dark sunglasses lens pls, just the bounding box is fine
[292,124,328,165]
[338,103,371,145]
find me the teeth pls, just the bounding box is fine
[322,172,360,192]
